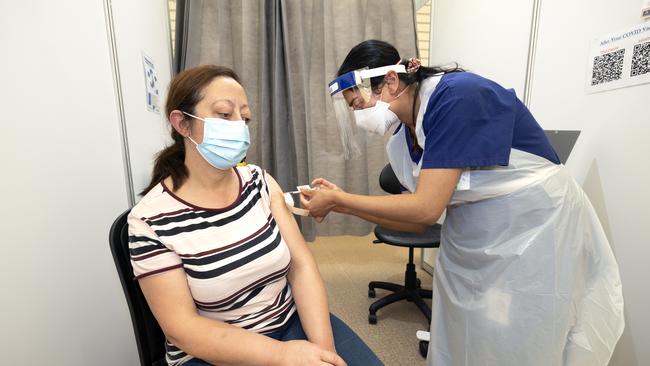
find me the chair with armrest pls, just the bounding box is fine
[367,164,442,325]
[109,209,167,366]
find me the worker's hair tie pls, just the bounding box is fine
[407,57,422,73]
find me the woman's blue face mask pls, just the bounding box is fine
[182,111,250,170]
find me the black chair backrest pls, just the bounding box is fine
[379,163,403,194]
[109,209,166,366]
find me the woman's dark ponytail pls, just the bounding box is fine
[139,65,241,196]
[140,129,187,195]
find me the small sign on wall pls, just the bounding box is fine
[642,1,650,21]
[585,23,650,94]
[142,53,160,113]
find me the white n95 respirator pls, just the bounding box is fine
[354,101,400,135]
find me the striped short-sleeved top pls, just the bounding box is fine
[127,164,296,365]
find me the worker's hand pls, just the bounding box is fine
[311,178,342,192]
[300,186,337,222]
[310,178,352,215]
[301,178,351,219]
[275,340,347,366]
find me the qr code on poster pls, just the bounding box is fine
[631,41,650,77]
[591,49,625,85]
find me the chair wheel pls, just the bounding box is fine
[368,313,377,324]
[368,288,376,298]
[419,340,428,358]
[416,278,422,287]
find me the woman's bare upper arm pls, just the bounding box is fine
[263,172,316,268]
[138,268,198,340]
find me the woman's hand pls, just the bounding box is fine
[275,340,347,366]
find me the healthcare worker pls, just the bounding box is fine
[300,40,624,365]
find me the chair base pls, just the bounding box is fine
[368,262,432,324]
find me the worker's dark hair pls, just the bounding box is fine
[140,65,241,196]
[337,39,464,125]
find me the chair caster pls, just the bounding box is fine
[368,313,377,324]
[368,288,376,298]
[419,340,428,358]
[417,278,422,287]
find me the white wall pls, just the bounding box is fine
[111,0,173,197]
[530,1,650,364]
[0,1,138,364]
[0,0,171,364]
[429,0,535,95]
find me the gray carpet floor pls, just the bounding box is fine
[309,234,433,366]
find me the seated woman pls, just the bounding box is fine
[128,65,382,366]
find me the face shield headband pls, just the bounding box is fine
[328,64,407,97]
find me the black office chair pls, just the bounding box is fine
[367,164,442,325]
[109,209,167,366]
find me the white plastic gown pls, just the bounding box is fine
[386,76,624,366]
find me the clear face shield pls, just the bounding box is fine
[328,64,407,159]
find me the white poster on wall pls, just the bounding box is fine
[142,53,160,113]
[585,23,650,94]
